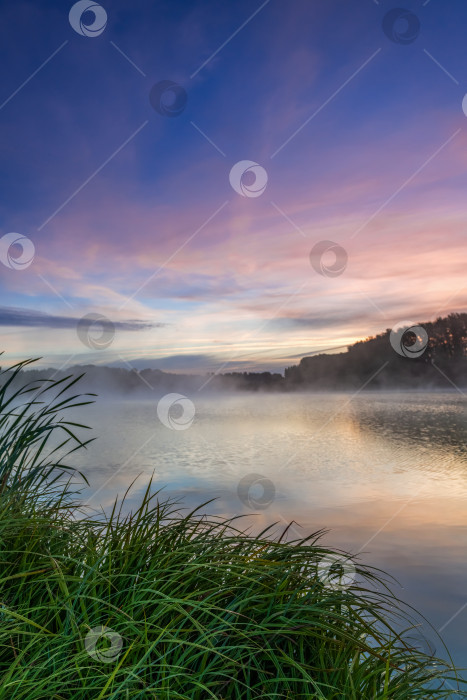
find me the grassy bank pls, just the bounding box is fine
[0,360,465,698]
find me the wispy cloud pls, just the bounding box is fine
[0,306,162,331]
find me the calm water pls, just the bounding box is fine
[72,392,467,671]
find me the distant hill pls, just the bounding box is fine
[7,312,467,393]
[16,363,285,395]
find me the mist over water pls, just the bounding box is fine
[69,390,467,669]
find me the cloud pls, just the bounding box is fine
[0,306,162,331]
[270,311,371,330]
[111,353,218,371]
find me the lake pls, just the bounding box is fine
[72,391,467,672]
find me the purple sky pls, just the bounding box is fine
[1,0,467,372]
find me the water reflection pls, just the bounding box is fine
[71,392,467,669]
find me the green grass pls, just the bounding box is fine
[0,359,465,698]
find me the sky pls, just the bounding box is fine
[1,0,467,373]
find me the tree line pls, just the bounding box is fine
[4,313,467,393]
